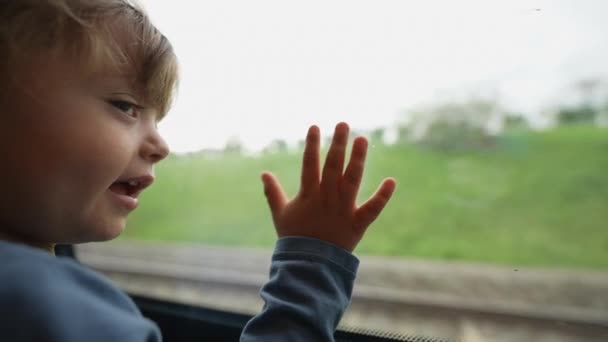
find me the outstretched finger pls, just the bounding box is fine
[340,136,368,211]
[261,172,288,217]
[299,125,321,197]
[320,122,349,203]
[353,178,397,233]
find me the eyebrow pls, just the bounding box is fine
[110,92,142,103]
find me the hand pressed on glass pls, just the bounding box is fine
[261,122,397,252]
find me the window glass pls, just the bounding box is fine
[78,1,608,341]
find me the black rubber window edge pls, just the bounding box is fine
[130,293,453,342]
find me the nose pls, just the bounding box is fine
[141,127,170,164]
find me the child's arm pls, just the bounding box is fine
[240,122,396,341]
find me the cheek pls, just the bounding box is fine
[1,108,136,237]
[55,118,136,201]
[41,113,130,178]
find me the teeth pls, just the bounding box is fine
[128,180,138,186]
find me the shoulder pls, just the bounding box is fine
[0,241,160,341]
[0,241,128,308]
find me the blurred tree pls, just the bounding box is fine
[576,79,603,105]
[557,105,596,124]
[369,127,385,144]
[223,136,243,155]
[401,98,505,151]
[262,139,288,154]
[557,78,606,124]
[396,125,410,145]
[504,112,528,130]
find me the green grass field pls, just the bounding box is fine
[122,125,608,269]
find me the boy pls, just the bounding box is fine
[0,1,396,341]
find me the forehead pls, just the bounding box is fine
[16,52,141,92]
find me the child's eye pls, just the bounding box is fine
[109,100,139,118]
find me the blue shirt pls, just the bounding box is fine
[0,237,359,341]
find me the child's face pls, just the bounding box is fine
[0,55,169,246]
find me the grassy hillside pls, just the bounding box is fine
[122,125,608,268]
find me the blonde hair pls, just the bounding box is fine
[0,0,178,118]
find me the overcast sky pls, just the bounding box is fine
[142,0,608,153]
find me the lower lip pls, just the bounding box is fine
[108,190,139,210]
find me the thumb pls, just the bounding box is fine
[261,172,287,215]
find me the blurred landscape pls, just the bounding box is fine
[104,4,608,339]
[123,94,608,269]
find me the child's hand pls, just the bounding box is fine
[261,122,397,252]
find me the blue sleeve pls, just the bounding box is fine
[0,241,161,342]
[240,236,360,342]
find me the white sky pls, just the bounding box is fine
[142,0,608,153]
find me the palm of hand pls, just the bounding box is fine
[261,122,396,252]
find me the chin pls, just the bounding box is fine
[74,219,126,243]
[96,223,126,241]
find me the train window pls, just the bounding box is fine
[75,1,608,341]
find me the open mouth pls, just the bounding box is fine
[109,181,140,198]
[108,175,155,209]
